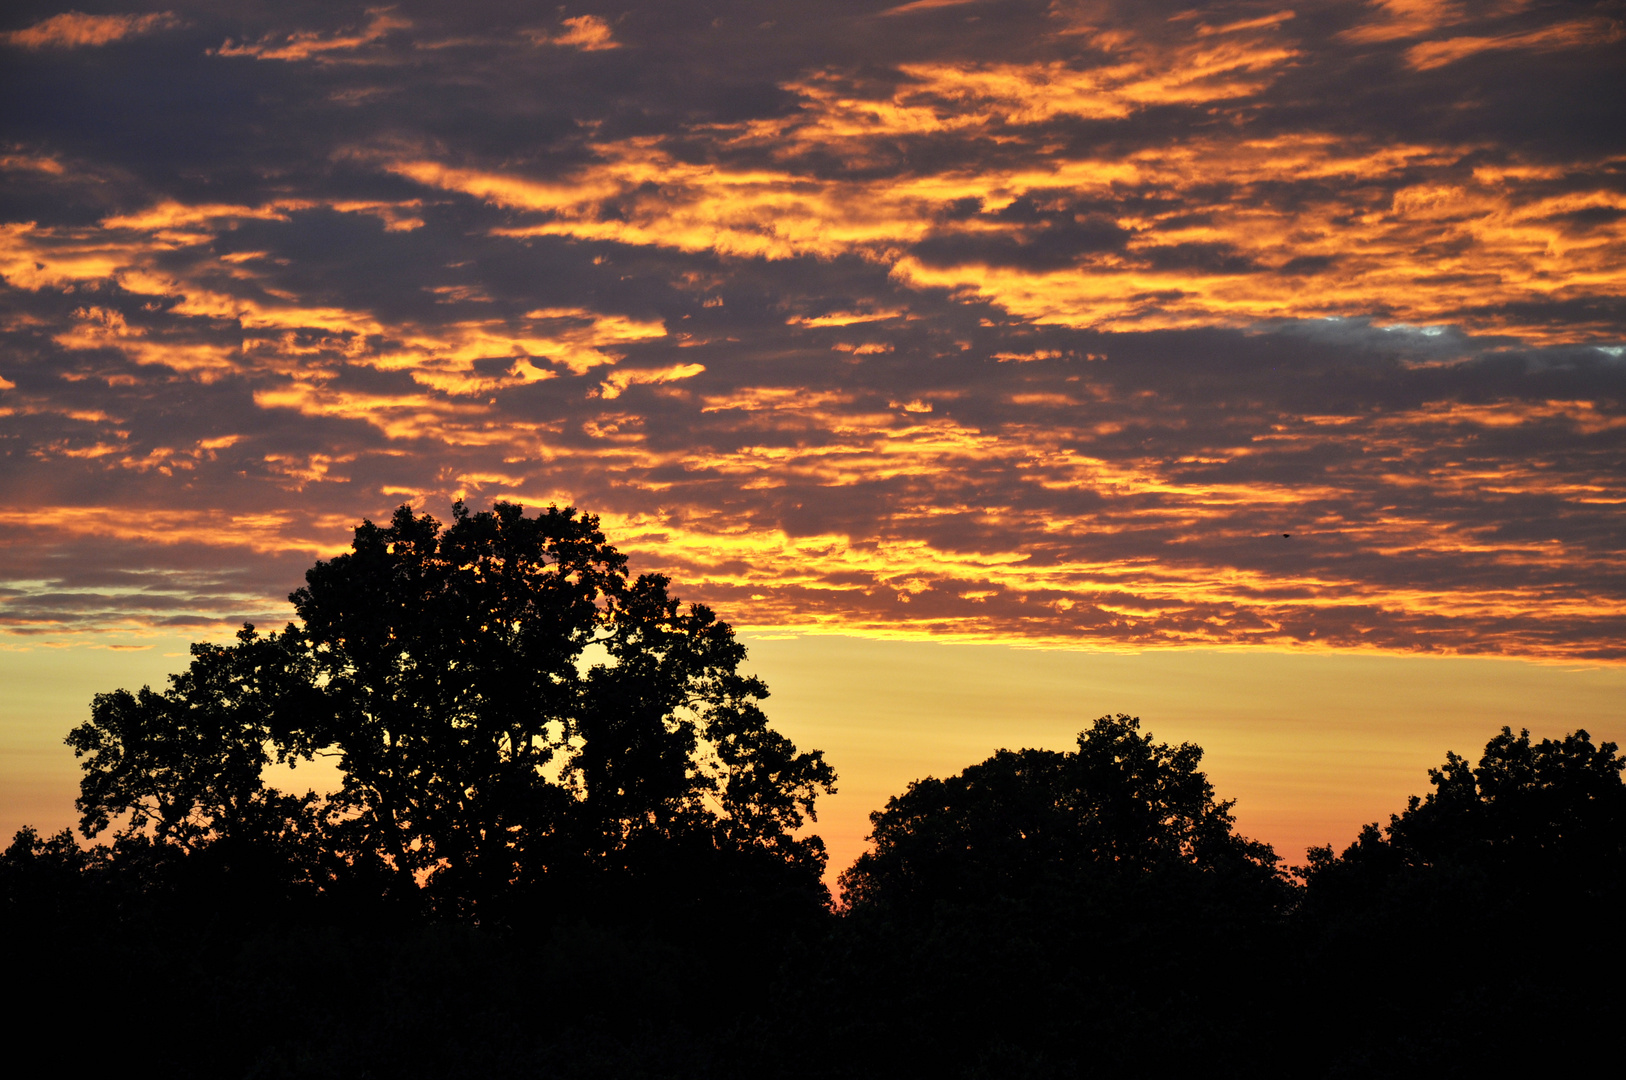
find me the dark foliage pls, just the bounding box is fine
[66,625,323,854]
[1285,726,1626,1077]
[62,501,836,925]
[7,541,1623,1077]
[812,715,1293,1076]
[840,713,1283,912]
[1301,725,1626,903]
[9,501,840,1076]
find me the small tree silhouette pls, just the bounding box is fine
[840,713,1281,912]
[821,715,1287,1076]
[1302,724,1626,903]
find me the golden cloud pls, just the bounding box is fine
[1,11,181,50]
[211,9,410,62]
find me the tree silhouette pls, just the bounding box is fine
[1290,726,1626,1076]
[66,501,836,921]
[822,714,1287,1076]
[840,713,1281,912]
[27,679,1621,1077]
[1302,724,1626,904]
[67,625,322,853]
[46,510,1625,1077]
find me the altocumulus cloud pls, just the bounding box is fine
[0,0,1622,657]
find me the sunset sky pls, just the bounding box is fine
[2,0,1623,876]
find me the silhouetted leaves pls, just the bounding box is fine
[67,624,321,851]
[1290,726,1626,1077]
[1301,725,1626,912]
[841,713,1282,913]
[14,592,1625,1076]
[60,500,835,925]
[819,714,1291,1076]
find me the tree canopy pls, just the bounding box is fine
[1302,724,1626,905]
[65,501,835,920]
[12,652,1620,1077]
[25,517,1625,1076]
[839,713,1281,913]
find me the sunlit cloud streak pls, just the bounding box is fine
[1,10,182,50]
[0,0,1621,660]
[210,8,411,64]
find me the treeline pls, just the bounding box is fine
[4,504,1622,1077]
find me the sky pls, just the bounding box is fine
[2,1,1623,874]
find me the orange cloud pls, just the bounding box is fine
[878,0,983,16]
[1,11,181,49]
[598,363,706,400]
[372,54,1622,344]
[1404,18,1620,70]
[3,1,1621,664]
[7,345,1623,659]
[531,15,619,51]
[789,309,909,327]
[1339,0,1471,44]
[0,153,65,175]
[211,9,410,62]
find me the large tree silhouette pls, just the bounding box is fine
[67,501,835,920]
